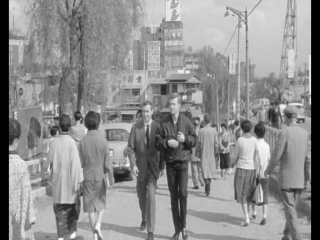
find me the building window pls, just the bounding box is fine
[187,84,196,92]
[153,85,160,95]
[172,84,178,93]
[132,89,140,96]
[161,85,167,95]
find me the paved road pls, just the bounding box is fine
[32,166,311,240]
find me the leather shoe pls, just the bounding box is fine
[139,221,146,231]
[192,186,199,190]
[170,232,180,240]
[181,228,188,240]
[146,232,154,240]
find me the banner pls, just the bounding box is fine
[287,49,295,78]
[166,0,181,22]
[228,53,236,75]
[148,41,161,70]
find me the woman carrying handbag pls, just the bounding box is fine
[251,122,271,225]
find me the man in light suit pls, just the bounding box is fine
[265,105,311,240]
[127,101,165,240]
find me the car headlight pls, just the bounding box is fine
[110,149,114,158]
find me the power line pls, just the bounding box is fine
[248,0,262,16]
[222,24,238,57]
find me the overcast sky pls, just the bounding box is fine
[143,0,311,78]
[9,0,311,78]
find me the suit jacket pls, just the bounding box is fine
[265,123,311,189]
[127,120,164,182]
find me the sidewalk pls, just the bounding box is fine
[32,167,311,240]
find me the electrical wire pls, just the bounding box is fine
[222,24,238,57]
[248,0,262,17]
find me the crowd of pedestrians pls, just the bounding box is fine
[9,93,310,240]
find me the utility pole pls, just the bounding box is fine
[216,83,219,127]
[245,7,250,120]
[13,7,15,30]
[237,19,241,121]
[227,76,230,126]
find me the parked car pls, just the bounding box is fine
[101,122,134,181]
[251,98,270,116]
[288,102,306,123]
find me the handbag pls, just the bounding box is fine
[252,178,264,206]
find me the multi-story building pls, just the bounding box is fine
[184,47,200,74]
[9,36,26,74]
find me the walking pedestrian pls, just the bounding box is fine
[231,120,261,227]
[264,106,311,240]
[70,111,87,147]
[9,118,36,240]
[219,123,231,180]
[228,125,236,175]
[233,120,241,140]
[127,101,165,240]
[251,122,270,225]
[257,104,267,124]
[79,111,113,240]
[198,114,219,196]
[44,114,84,240]
[155,93,197,240]
[190,117,204,190]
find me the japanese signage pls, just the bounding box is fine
[287,49,295,78]
[148,70,167,79]
[165,40,184,46]
[228,53,236,75]
[164,28,183,40]
[148,41,161,70]
[166,0,181,22]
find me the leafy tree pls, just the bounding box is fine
[26,0,145,115]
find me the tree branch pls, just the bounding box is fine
[72,0,86,16]
[57,1,68,22]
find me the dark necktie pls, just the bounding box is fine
[146,124,150,147]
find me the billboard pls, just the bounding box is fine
[166,0,181,22]
[148,41,161,70]
[228,53,236,75]
[287,49,295,78]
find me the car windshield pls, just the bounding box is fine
[106,129,129,141]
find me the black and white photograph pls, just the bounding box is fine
[9,0,311,239]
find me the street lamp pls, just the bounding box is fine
[225,6,249,120]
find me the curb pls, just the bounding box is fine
[268,174,311,220]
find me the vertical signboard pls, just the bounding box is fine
[287,49,295,78]
[309,54,311,104]
[166,0,181,22]
[148,41,161,70]
[228,53,236,75]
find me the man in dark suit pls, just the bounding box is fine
[127,101,165,240]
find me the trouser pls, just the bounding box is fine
[204,179,212,194]
[53,203,77,238]
[191,161,204,187]
[166,161,189,233]
[281,189,302,240]
[136,164,157,233]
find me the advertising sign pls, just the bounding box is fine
[148,41,161,70]
[287,49,295,78]
[148,70,167,79]
[228,53,236,75]
[166,0,181,22]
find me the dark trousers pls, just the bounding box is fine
[136,165,157,233]
[281,189,302,240]
[204,178,212,194]
[166,161,189,233]
[53,203,77,238]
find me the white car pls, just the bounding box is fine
[101,122,134,180]
[251,98,270,116]
[288,103,306,123]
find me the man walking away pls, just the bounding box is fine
[264,106,311,240]
[127,101,165,240]
[258,104,267,124]
[155,93,197,240]
[190,117,204,189]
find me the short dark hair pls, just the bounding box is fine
[204,114,212,124]
[233,120,239,127]
[59,114,71,132]
[254,121,266,138]
[74,111,83,121]
[141,100,153,109]
[9,118,21,145]
[168,93,182,104]
[50,126,59,136]
[212,123,218,129]
[85,111,99,130]
[54,117,59,121]
[221,123,227,130]
[240,120,252,133]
